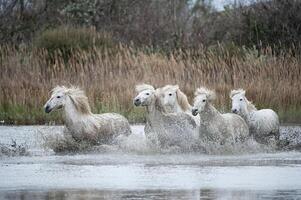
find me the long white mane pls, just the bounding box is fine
[52,86,92,114]
[48,85,131,146]
[195,87,216,101]
[230,89,257,112]
[135,84,155,93]
[160,85,191,111]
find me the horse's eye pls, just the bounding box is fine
[240,98,243,101]
[169,93,172,96]
[202,99,206,102]
[57,96,61,99]
[146,93,150,95]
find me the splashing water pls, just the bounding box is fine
[1,125,301,199]
[0,125,299,157]
[37,125,297,155]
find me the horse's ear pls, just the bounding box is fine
[173,85,179,91]
[242,90,246,96]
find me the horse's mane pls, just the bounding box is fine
[195,87,216,101]
[246,99,257,111]
[135,84,155,93]
[52,86,92,114]
[177,89,191,111]
[230,89,245,98]
[161,85,191,111]
[230,89,257,111]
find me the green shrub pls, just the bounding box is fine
[35,26,115,62]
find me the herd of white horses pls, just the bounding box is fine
[44,84,280,152]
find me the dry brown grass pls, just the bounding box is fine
[0,44,300,124]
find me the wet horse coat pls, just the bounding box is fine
[192,87,249,146]
[134,84,198,151]
[44,86,131,144]
[230,89,280,147]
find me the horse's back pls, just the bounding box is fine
[248,109,279,146]
[222,113,249,142]
[250,109,279,133]
[95,113,131,137]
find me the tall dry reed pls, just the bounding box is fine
[0,45,300,124]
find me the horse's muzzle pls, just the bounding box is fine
[232,109,238,114]
[45,105,52,113]
[192,108,198,116]
[133,98,141,106]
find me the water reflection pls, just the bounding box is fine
[2,189,301,200]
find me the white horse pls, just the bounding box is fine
[133,84,198,151]
[192,87,249,145]
[44,86,131,144]
[157,85,200,125]
[230,89,280,147]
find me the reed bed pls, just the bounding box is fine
[0,45,300,124]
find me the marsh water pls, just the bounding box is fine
[0,125,301,200]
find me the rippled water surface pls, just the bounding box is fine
[0,125,301,200]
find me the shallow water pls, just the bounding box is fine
[0,125,301,200]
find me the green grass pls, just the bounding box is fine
[0,103,146,125]
[0,104,62,125]
[0,103,300,125]
[278,107,301,124]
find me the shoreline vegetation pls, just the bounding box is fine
[0,28,301,125]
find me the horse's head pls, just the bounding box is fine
[230,89,247,114]
[44,86,68,113]
[158,85,179,108]
[192,87,216,116]
[133,84,156,106]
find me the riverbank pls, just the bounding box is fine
[0,105,300,125]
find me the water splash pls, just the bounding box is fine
[0,140,29,157]
[39,125,301,155]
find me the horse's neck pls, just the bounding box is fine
[64,97,92,128]
[166,101,182,113]
[175,101,186,112]
[200,104,222,123]
[240,106,251,121]
[146,96,164,126]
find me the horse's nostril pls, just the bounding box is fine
[192,108,198,116]
[45,105,51,113]
[232,109,237,113]
[134,98,141,106]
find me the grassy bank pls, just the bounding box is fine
[0,44,300,125]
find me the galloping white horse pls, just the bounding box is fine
[133,84,198,151]
[192,87,249,145]
[230,89,279,147]
[157,85,200,125]
[44,86,131,144]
